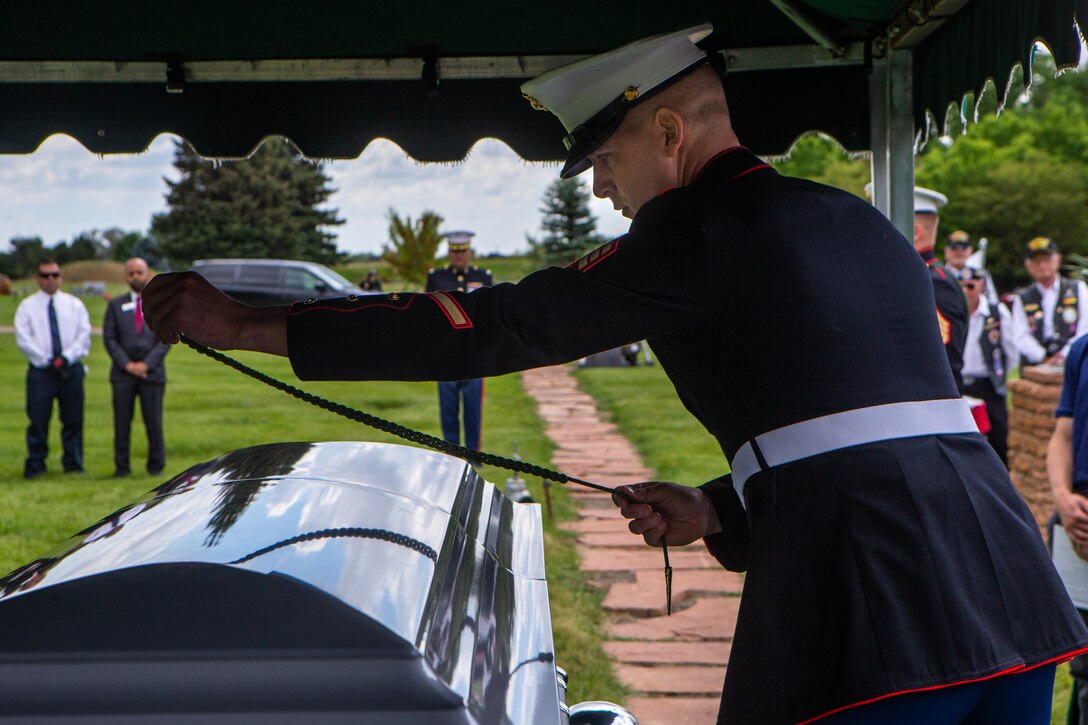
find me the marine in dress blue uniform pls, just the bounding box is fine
[425,231,493,451]
[913,186,968,394]
[146,24,1088,725]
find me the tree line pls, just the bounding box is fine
[0,229,158,280]
[773,54,1088,292]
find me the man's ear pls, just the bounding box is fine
[655,107,683,158]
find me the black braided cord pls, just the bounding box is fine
[229,526,438,565]
[180,335,671,612]
[180,336,578,481]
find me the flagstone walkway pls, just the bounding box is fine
[521,364,742,725]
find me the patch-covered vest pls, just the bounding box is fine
[976,306,1007,396]
[1018,278,1079,363]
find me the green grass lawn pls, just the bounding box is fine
[0,335,623,705]
[575,363,726,486]
[575,361,1072,723]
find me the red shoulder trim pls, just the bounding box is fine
[730,163,772,181]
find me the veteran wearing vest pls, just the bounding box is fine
[1011,237,1088,368]
[959,267,1017,465]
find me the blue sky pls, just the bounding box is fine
[0,134,631,257]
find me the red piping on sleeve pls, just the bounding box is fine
[287,296,419,316]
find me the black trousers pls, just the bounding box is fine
[111,376,165,474]
[964,377,1008,466]
[25,364,84,475]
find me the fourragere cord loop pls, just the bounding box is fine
[179,335,673,614]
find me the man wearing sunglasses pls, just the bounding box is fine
[13,257,91,479]
[959,267,1016,464]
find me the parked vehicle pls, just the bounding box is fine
[0,441,636,724]
[192,259,367,306]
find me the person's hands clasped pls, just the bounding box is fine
[142,272,288,355]
[124,361,149,379]
[612,481,721,548]
[1057,490,1088,553]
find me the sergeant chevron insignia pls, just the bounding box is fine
[568,240,619,273]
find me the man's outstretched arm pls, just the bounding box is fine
[143,272,288,356]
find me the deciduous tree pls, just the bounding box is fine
[381,209,444,289]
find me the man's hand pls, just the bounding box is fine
[142,272,288,355]
[1045,353,1066,366]
[1057,490,1088,548]
[611,482,721,547]
[124,361,149,379]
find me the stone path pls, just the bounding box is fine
[521,364,741,725]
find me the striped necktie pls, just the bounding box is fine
[48,297,62,362]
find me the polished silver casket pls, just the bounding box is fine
[0,441,632,724]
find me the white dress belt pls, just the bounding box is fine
[730,398,979,506]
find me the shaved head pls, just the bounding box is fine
[626,66,731,134]
[125,257,152,293]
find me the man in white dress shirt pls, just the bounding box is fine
[14,257,91,479]
[1011,237,1088,368]
[959,267,1018,465]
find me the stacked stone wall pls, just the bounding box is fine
[1007,366,1064,531]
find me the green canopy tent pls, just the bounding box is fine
[0,1,1084,235]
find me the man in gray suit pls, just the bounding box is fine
[103,257,170,477]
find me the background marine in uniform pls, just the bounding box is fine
[425,230,493,451]
[913,186,968,394]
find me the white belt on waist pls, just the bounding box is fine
[730,398,979,505]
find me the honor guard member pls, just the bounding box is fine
[913,186,968,394]
[944,230,973,278]
[1012,236,1088,368]
[425,230,493,450]
[143,23,1088,725]
[959,267,1017,465]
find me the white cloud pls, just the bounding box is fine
[0,134,630,256]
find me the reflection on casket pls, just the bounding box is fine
[0,441,585,723]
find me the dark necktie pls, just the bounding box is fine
[48,297,62,362]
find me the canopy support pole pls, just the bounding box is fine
[868,48,915,241]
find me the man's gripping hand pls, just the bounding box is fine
[611,482,722,548]
[142,272,288,356]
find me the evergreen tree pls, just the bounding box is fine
[528,178,603,266]
[381,209,444,289]
[151,138,344,267]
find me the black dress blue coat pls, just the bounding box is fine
[286,147,1088,724]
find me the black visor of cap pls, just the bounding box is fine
[559,57,709,179]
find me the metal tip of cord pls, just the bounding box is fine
[663,539,672,616]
